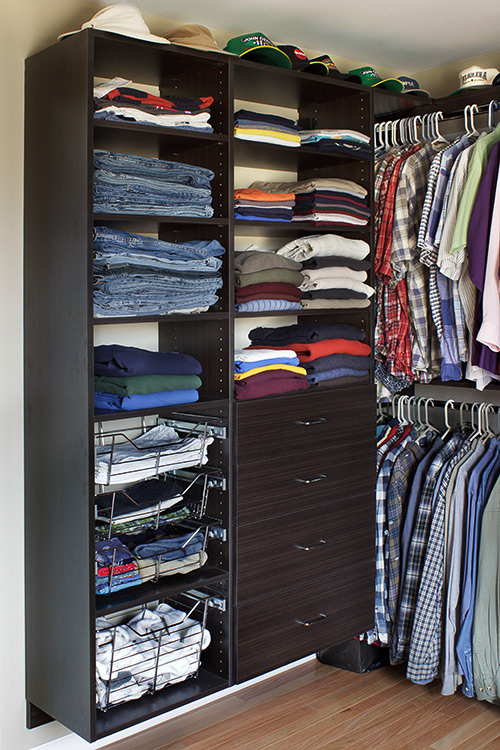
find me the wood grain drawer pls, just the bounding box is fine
[236,561,375,683]
[236,385,375,463]
[237,495,374,602]
[237,440,375,524]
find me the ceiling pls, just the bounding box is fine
[114,0,500,74]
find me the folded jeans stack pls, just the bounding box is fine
[234,346,309,400]
[93,149,214,217]
[94,344,203,413]
[234,108,300,147]
[93,226,225,317]
[234,247,303,312]
[247,322,372,387]
[93,80,214,132]
[249,177,370,225]
[234,188,295,222]
[299,128,372,159]
[277,233,374,309]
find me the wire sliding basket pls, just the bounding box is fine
[94,414,225,488]
[95,521,211,595]
[96,591,216,711]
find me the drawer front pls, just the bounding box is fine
[236,562,375,683]
[237,440,375,524]
[237,495,375,602]
[237,385,375,463]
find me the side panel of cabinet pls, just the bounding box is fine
[24,36,95,740]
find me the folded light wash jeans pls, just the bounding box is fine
[93,227,225,259]
[94,149,214,189]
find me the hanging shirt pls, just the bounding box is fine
[449,122,500,257]
[476,165,500,352]
[392,142,445,381]
[406,439,473,685]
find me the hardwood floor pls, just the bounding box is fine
[103,661,500,750]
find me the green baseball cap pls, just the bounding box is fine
[348,66,404,91]
[224,32,292,68]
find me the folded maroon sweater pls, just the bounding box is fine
[234,369,309,400]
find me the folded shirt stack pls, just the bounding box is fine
[247,323,372,388]
[275,233,373,309]
[95,538,142,595]
[249,178,370,226]
[96,603,211,708]
[93,226,225,317]
[233,347,309,400]
[95,525,207,595]
[94,344,203,413]
[234,246,303,312]
[93,82,214,132]
[299,129,372,159]
[234,188,295,222]
[93,149,214,217]
[95,424,213,486]
[234,108,300,147]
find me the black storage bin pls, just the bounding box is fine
[316,638,389,674]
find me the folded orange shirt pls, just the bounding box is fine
[247,338,371,361]
[234,188,295,202]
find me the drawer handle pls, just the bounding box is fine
[294,417,328,426]
[295,613,327,627]
[294,539,328,551]
[295,474,327,484]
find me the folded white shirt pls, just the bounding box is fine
[301,267,367,283]
[95,425,213,485]
[94,105,212,127]
[298,129,370,144]
[234,133,300,147]
[277,234,370,261]
[234,348,298,362]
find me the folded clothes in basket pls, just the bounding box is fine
[94,425,213,485]
[133,530,205,561]
[95,601,211,709]
[96,478,184,522]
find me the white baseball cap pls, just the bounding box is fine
[449,65,500,95]
[58,4,169,44]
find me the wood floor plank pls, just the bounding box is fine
[101,662,500,750]
[430,712,500,750]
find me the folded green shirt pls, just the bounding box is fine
[94,373,202,396]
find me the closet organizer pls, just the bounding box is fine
[23,28,413,742]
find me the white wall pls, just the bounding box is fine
[3,2,498,749]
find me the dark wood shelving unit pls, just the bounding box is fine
[25,27,379,743]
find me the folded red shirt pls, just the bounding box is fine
[247,338,371,361]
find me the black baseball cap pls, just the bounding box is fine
[277,45,310,70]
[303,55,359,80]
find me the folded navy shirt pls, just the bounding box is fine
[94,344,202,376]
[249,323,366,345]
[96,478,183,518]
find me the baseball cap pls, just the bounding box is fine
[397,76,431,97]
[58,3,169,44]
[449,65,500,95]
[224,32,292,68]
[303,55,360,80]
[276,45,310,70]
[348,66,404,91]
[164,24,228,53]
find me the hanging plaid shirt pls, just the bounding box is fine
[385,434,433,637]
[392,143,445,382]
[406,439,472,684]
[374,428,412,644]
[392,430,463,664]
